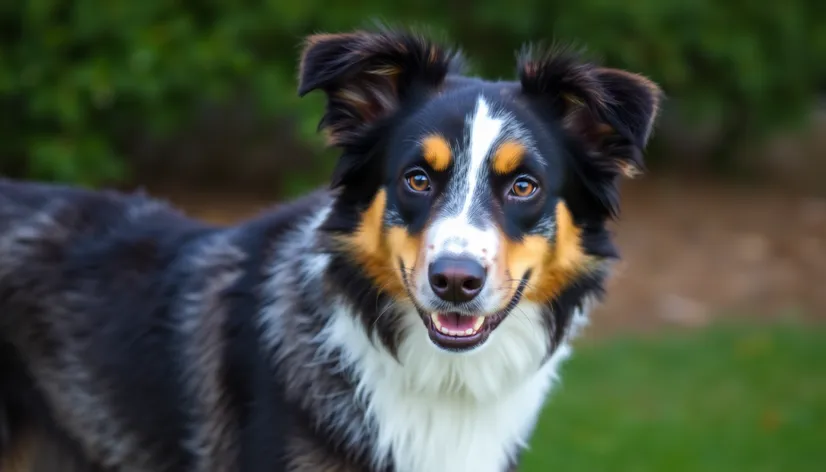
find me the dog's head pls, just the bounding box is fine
[300,28,661,356]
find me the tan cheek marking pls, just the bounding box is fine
[549,201,588,270]
[387,226,423,278]
[501,201,593,304]
[492,141,526,175]
[350,189,387,254]
[338,189,426,300]
[422,134,452,172]
[499,232,550,304]
[338,189,404,298]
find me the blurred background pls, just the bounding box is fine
[1,1,825,470]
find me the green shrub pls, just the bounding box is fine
[1,0,824,186]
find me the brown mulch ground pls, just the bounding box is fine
[154,176,826,340]
[593,177,826,338]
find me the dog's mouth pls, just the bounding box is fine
[399,259,531,353]
[424,311,507,351]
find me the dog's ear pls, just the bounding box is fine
[517,46,663,179]
[298,29,460,147]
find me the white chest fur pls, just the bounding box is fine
[321,302,575,472]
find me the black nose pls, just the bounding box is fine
[428,256,487,304]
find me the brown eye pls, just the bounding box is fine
[509,176,538,199]
[405,170,431,193]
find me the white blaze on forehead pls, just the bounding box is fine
[425,96,506,263]
[461,97,504,217]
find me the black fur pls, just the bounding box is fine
[0,26,661,472]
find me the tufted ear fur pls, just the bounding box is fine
[298,28,463,196]
[518,46,663,182]
[298,28,462,149]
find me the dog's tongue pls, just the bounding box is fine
[437,313,476,331]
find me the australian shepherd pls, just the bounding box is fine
[0,27,662,472]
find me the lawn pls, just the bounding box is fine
[521,321,826,472]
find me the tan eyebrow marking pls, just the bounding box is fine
[492,141,525,174]
[421,134,452,171]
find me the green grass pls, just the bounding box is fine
[521,322,826,472]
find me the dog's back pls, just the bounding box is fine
[0,179,214,470]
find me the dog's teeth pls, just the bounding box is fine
[431,313,487,337]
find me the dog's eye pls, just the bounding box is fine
[405,170,432,193]
[508,176,539,200]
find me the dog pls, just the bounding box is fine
[0,27,662,472]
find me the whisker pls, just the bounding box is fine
[372,299,398,329]
[513,305,543,331]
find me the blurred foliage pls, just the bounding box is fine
[1,0,825,186]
